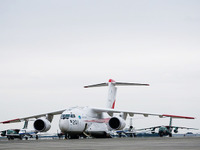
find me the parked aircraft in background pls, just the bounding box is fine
[137,116,198,137]
[0,121,38,140]
[0,79,195,139]
[1,129,21,140]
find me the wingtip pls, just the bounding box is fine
[0,118,20,124]
[162,114,195,119]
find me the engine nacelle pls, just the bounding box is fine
[108,116,126,130]
[174,129,178,133]
[33,118,51,132]
[173,127,178,133]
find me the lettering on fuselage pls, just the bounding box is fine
[70,119,79,125]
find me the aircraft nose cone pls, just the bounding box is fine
[59,119,70,133]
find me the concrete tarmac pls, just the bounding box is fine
[0,137,200,150]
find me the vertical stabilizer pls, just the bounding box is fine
[84,79,149,109]
[169,117,173,133]
[23,120,28,129]
[107,79,117,109]
[169,117,173,126]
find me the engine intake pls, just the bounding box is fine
[174,129,178,133]
[33,118,51,132]
[174,127,178,133]
[108,116,126,130]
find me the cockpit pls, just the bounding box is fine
[60,114,76,119]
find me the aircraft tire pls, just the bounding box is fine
[7,136,11,140]
[64,134,68,139]
[19,135,23,140]
[169,133,172,137]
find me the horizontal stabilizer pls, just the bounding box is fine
[84,79,150,109]
[115,82,149,86]
[84,83,108,88]
[84,79,149,88]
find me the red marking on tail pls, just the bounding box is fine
[112,100,116,109]
[109,79,115,83]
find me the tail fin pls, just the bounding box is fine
[23,120,28,129]
[84,79,149,109]
[169,117,173,127]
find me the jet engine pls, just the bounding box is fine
[174,127,178,133]
[33,118,51,132]
[108,116,126,130]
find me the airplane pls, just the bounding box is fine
[0,79,195,139]
[1,129,21,140]
[136,116,198,137]
[0,120,38,140]
[111,118,136,137]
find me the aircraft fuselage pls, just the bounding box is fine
[59,107,110,138]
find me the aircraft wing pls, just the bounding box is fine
[162,114,195,119]
[91,107,195,119]
[169,126,198,130]
[91,107,164,118]
[0,109,66,124]
[135,126,162,131]
[136,126,198,131]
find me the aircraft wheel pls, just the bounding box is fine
[9,136,14,140]
[119,133,122,138]
[69,135,79,139]
[7,136,11,140]
[64,134,67,139]
[19,135,23,140]
[169,133,172,137]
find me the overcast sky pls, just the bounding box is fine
[0,0,200,134]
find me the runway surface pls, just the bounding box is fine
[0,137,200,150]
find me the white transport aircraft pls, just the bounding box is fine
[0,79,195,139]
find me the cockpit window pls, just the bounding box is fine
[61,114,76,119]
[61,114,70,119]
[71,114,75,118]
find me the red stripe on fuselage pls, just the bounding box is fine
[85,118,110,123]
